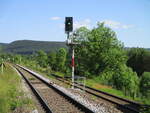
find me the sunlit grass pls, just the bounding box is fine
[0,63,33,113]
[85,76,150,105]
[52,71,65,77]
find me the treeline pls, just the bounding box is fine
[0,23,150,105]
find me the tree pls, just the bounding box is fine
[74,23,127,77]
[143,51,150,73]
[71,23,140,97]
[140,72,150,98]
[14,55,22,64]
[127,48,150,76]
[56,48,67,72]
[36,50,48,68]
[113,65,139,97]
[47,51,56,70]
[99,64,139,97]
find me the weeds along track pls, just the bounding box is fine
[14,65,93,113]
[51,74,144,113]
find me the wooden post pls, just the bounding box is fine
[1,63,3,73]
[1,59,3,73]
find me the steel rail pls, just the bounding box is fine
[15,67,52,113]
[15,65,94,113]
[51,73,145,113]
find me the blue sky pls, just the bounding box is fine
[0,0,150,47]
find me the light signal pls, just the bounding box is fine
[65,17,73,32]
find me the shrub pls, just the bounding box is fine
[100,65,139,98]
[140,72,150,98]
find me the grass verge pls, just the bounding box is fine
[0,63,34,113]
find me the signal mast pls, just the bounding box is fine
[65,17,78,89]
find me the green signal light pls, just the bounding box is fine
[65,17,73,32]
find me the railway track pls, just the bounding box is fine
[14,65,94,113]
[13,64,149,113]
[51,74,147,113]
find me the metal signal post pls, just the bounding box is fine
[65,17,75,88]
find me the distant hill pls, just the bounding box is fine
[147,48,150,51]
[0,43,8,46]
[1,40,67,54]
[125,47,150,51]
[0,43,8,52]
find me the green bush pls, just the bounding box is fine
[140,72,150,98]
[100,68,114,86]
[100,65,139,98]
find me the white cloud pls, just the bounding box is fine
[101,20,133,29]
[50,16,61,20]
[74,19,91,29]
[122,25,133,29]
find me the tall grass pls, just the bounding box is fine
[0,63,33,113]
